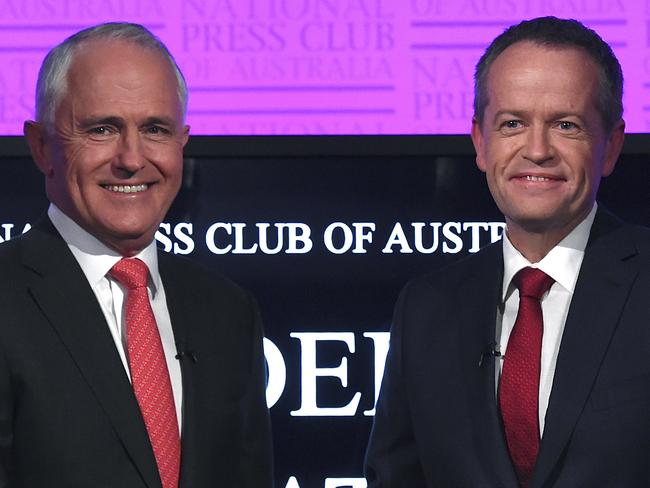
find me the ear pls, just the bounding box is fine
[24,120,54,176]
[181,125,190,147]
[471,117,487,172]
[601,119,625,177]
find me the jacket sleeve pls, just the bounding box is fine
[0,339,12,488]
[364,281,427,488]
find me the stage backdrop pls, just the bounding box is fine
[0,135,649,488]
[0,1,649,135]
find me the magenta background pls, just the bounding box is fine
[0,0,649,135]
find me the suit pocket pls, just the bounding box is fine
[590,373,650,412]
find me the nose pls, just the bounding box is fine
[522,125,554,165]
[114,128,145,174]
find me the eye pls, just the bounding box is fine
[89,126,110,135]
[86,126,116,139]
[558,121,578,131]
[499,120,523,132]
[144,125,170,136]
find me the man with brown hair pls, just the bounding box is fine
[366,17,650,487]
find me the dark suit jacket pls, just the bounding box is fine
[365,208,650,487]
[0,218,273,488]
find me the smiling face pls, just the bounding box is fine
[25,38,189,256]
[471,42,624,256]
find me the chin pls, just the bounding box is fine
[102,226,155,247]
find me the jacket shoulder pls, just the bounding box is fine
[158,251,254,310]
[415,240,502,292]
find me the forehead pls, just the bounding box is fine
[485,42,600,112]
[62,38,181,116]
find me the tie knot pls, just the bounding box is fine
[514,267,554,300]
[109,258,149,290]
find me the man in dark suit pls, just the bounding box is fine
[365,17,650,487]
[0,23,273,487]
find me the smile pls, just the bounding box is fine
[102,184,149,193]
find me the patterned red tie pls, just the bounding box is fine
[110,258,180,488]
[499,267,554,488]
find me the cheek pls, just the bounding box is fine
[485,139,517,168]
[567,150,600,184]
[144,142,184,173]
[161,156,184,183]
[60,141,107,180]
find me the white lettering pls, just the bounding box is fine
[442,221,463,253]
[257,223,285,254]
[352,222,375,253]
[324,222,354,254]
[155,223,173,252]
[489,222,506,243]
[205,222,233,254]
[290,332,362,416]
[325,478,368,488]
[206,222,313,254]
[462,222,488,253]
[412,222,441,253]
[362,332,390,416]
[285,476,301,488]
[173,223,195,255]
[232,223,259,253]
[284,476,368,488]
[381,222,413,253]
[0,223,14,243]
[285,223,313,253]
[264,337,287,408]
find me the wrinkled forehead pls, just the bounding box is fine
[61,39,184,115]
[68,38,173,82]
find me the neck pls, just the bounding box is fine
[504,206,595,263]
[505,221,584,263]
[104,238,150,258]
[505,230,561,263]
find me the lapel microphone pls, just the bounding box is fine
[175,344,198,363]
[478,342,502,367]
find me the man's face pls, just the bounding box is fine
[26,39,189,255]
[471,42,624,244]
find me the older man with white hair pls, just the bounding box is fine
[0,22,273,488]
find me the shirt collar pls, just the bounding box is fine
[47,203,161,295]
[501,204,597,301]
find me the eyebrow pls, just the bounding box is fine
[77,116,177,129]
[140,116,176,127]
[492,110,586,123]
[77,116,125,129]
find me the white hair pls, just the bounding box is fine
[35,22,188,130]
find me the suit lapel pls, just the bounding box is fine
[458,244,520,488]
[532,210,640,487]
[21,219,162,488]
[158,256,199,487]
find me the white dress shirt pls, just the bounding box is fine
[497,204,597,435]
[48,204,183,430]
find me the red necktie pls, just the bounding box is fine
[499,267,554,488]
[110,258,180,488]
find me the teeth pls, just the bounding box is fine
[525,175,550,182]
[103,184,149,193]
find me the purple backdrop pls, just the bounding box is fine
[0,0,648,135]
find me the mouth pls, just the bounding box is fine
[101,184,149,194]
[511,173,565,183]
[523,175,553,182]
